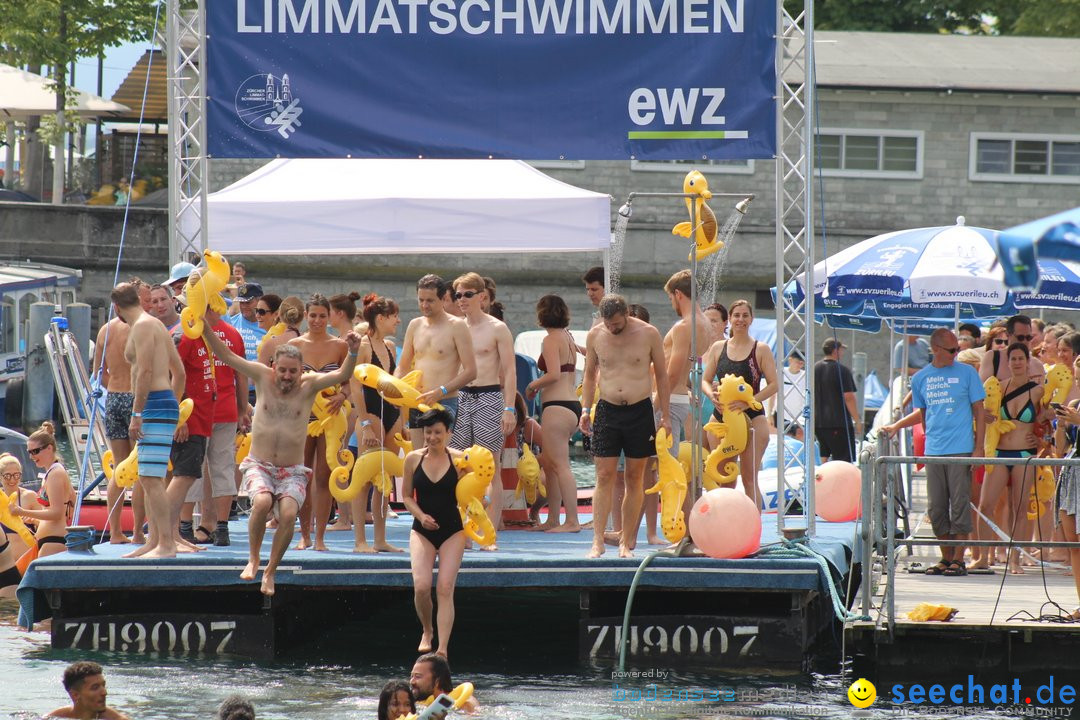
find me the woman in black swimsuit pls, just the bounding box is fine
[700,300,778,511]
[350,294,405,553]
[401,408,466,659]
[12,422,75,559]
[525,295,581,533]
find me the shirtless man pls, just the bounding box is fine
[397,275,477,449]
[579,295,670,558]
[202,323,361,595]
[652,270,712,536]
[449,273,516,535]
[93,313,137,544]
[114,282,185,559]
[46,661,130,720]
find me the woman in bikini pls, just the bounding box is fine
[525,294,580,533]
[289,294,349,551]
[973,342,1048,574]
[1,453,39,596]
[349,294,405,553]
[700,299,778,510]
[255,294,303,366]
[12,422,75,559]
[401,408,466,659]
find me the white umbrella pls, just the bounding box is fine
[0,63,129,119]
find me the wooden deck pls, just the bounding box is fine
[847,470,1080,678]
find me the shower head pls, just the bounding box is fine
[734,196,753,214]
[618,202,633,218]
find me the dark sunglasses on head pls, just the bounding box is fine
[27,446,46,456]
[255,308,270,316]
[454,290,480,300]
[1014,334,1034,342]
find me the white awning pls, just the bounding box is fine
[0,63,129,119]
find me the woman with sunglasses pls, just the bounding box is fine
[972,342,1051,574]
[0,453,41,560]
[11,422,75,558]
[257,296,304,366]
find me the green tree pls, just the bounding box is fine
[1010,0,1080,37]
[784,0,1080,36]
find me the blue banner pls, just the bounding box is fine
[206,0,776,159]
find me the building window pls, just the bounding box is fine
[630,158,755,175]
[815,129,922,179]
[971,133,1080,183]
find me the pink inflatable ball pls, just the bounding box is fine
[813,460,862,522]
[689,488,762,559]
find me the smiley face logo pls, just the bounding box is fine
[848,678,876,708]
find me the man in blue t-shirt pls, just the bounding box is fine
[225,282,267,403]
[883,328,985,577]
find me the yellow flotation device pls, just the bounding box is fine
[330,449,402,503]
[179,250,231,339]
[645,428,687,543]
[677,441,705,482]
[257,322,287,356]
[354,365,443,413]
[1028,461,1058,521]
[114,398,191,487]
[702,374,761,489]
[454,446,497,547]
[982,377,1016,476]
[907,602,958,622]
[235,432,252,464]
[513,443,545,505]
[394,432,414,456]
[102,449,116,481]
[418,683,475,712]
[0,490,36,552]
[1043,363,1073,406]
[672,170,721,261]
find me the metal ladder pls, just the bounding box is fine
[44,317,109,488]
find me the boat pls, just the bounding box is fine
[0,261,82,424]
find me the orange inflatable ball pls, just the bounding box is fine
[813,460,862,522]
[689,488,761,559]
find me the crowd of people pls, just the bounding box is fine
[40,654,475,719]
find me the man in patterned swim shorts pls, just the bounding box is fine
[202,324,361,596]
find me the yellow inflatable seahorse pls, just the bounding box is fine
[394,432,414,456]
[179,250,230,339]
[702,374,762,489]
[1028,463,1057,521]
[645,428,687,543]
[514,442,545,505]
[257,322,287,356]
[1043,363,1073,406]
[983,377,1016,476]
[234,432,251,464]
[0,490,36,550]
[677,441,706,482]
[330,449,403,503]
[671,170,721,261]
[454,445,497,547]
[354,365,443,413]
[114,398,192,488]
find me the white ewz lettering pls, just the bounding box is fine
[627,87,726,126]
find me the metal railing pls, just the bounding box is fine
[859,433,1080,638]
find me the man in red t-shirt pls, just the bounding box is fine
[182,312,247,545]
[164,307,220,552]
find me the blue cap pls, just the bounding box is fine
[167,261,196,285]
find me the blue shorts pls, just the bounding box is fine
[138,390,179,479]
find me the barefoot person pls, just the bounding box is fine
[352,294,405,553]
[402,409,466,657]
[397,275,477,448]
[45,661,130,720]
[449,273,516,537]
[93,312,137,544]
[525,294,580,533]
[579,295,670,559]
[113,282,185,559]
[201,324,361,595]
[289,294,349,551]
[700,299,778,510]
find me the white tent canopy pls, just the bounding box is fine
[206,159,611,255]
[0,63,130,119]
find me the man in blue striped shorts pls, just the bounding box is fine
[112,282,186,559]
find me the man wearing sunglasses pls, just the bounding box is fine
[449,272,517,536]
[883,328,985,577]
[979,314,1046,384]
[398,274,477,450]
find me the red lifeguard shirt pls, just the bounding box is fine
[209,320,245,424]
[173,331,216,438]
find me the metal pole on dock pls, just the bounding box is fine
[25,302,58,427]
[64,303,92,370]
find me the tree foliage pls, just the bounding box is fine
[784,0,1080,37]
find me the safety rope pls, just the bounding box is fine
[755,536,872,623]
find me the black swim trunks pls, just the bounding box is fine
[590,398,655,459]
[104,392,134,440]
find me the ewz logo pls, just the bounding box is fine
[627,87,745,140]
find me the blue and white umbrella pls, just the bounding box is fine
[812,219,1025,305]
[1002,205,1080,264]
